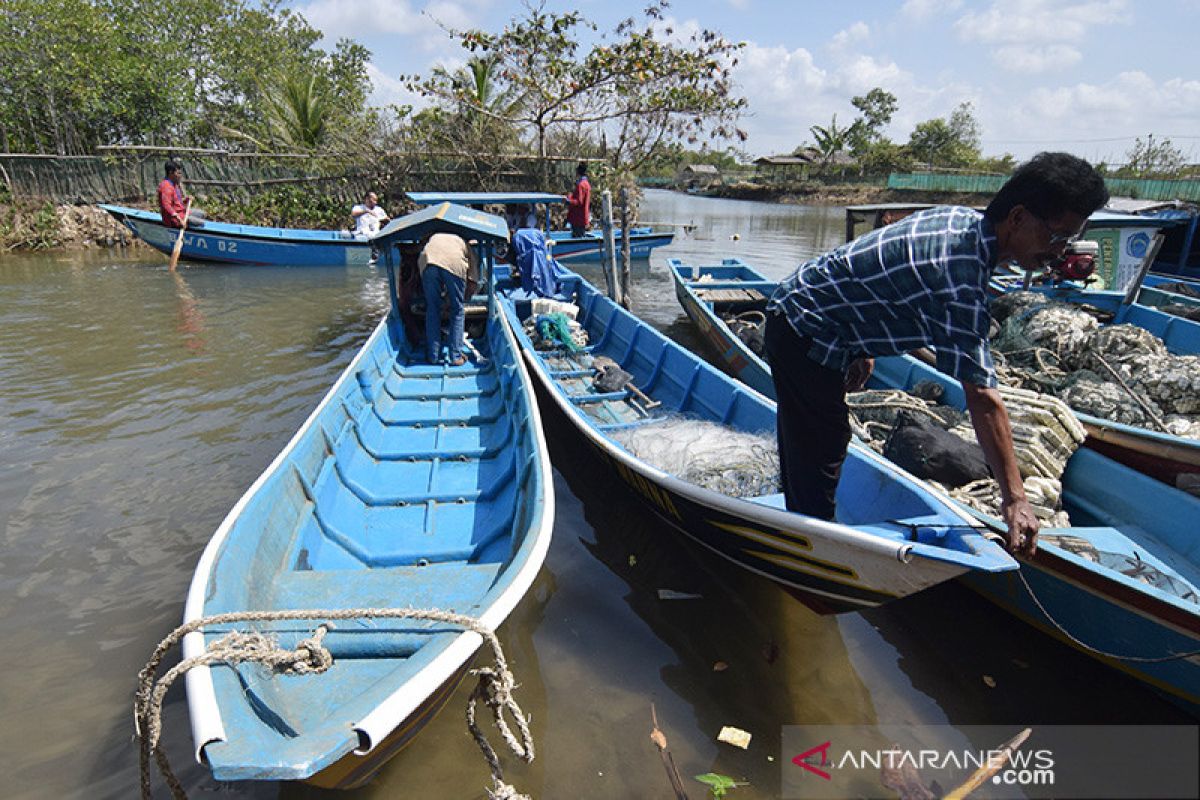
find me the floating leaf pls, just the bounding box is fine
[694,772,744,798]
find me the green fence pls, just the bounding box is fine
[888,172,1200,202]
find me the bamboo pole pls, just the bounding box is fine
[620,186,632,310]
[600,189,619,304]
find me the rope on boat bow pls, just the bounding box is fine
[134,607,534,800]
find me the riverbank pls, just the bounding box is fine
[1,202,140,252]
[705,180,992,207]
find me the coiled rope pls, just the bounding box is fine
[134,607,534,800]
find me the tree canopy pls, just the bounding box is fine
[0,0,373,154]
[405,1,747,172]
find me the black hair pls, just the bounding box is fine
[985,151,1109,222]
[576,162,587,176]
[164,160,182,176]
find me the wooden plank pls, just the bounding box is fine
[694,288,766,303]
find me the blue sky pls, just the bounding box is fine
[288,0,1200,164]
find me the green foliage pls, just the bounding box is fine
[0,202,64,251]
[694,772,745,799]
[1118,135,1187,178]
[0,0,374,154]
[203,184,362,230]
[848,88,898,156]
[806,114,852,172]
[907,101,982,168]
[857,140,915,175]
[405,0,746,171]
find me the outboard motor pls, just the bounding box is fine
[1048,238,1099,284]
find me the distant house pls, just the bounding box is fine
[676,163,721,189]
[754,148,855,181]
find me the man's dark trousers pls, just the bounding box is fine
[763,311,852,521]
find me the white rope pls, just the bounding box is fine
[134,607,534,800]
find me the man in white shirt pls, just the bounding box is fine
[351,191,390,238]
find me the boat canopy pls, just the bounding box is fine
[406,191,565,207]
[373,201,510,245]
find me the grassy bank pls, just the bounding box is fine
[705,180,992,207]
[1,202,139,252]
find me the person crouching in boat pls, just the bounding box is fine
[763,152,1110,556]
[157,161,206,228]
[419,233,479,367]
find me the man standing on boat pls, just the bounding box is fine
[564,162,591,237]
[419,232,479,367]
[764,152,1109,556]
[157,161,205,228]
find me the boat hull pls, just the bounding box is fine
[549,230,674,263]
[500,271,1015,614]
[100,204,371,266]
[181,204,553,786]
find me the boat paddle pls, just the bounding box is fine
[169,198,193,272]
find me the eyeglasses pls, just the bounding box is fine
[1029,211,1081,247]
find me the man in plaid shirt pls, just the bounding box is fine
[765,152,1108,555]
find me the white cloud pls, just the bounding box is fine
[365,62,426,109]
[295,0,472,50]
[900,0,963,20]
[295,0,420,38]
[954,0,1128,73]
[830,21,870,50]
[728,0,750,9]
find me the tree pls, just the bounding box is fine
[406,1,746,172]
[0,0,374,154]
[806,114,851,173]
[907,101,982,168]
[847,88,897,156]
[1121,135,1187,178]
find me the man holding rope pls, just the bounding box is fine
[764,152,1109,555]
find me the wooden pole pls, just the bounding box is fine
[600,189,619,303]
[168,198,192,272]
[620,187,632,310]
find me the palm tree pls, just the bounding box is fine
[433,54,524,121]
[219,73,332,152]
[806,114,852,174]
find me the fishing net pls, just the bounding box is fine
[1040,534,1200,605]
[990,296,1200,440]
[608,416,780,498]
[847,382,1084,525]
[523,313,588,351]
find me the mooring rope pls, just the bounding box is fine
[134,607,534,800]
[1013,568,1200,664]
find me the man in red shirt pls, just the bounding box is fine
[564,162,591,237]
[157,161,205,228]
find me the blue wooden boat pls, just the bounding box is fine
[406,191,674,263]
[871,355,1200,713]
[496,267,1016,614]
[99,203,373,266]
[670,258,1200,487]
[181,203,553,788]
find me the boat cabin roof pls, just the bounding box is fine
[373,201,510,245]
[407,191,565,207]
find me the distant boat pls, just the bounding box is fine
[406,191,674,263]
[99,203,372,266]
[497,266,1016,614]
[182,203,553,788]
[669,257,1200,486]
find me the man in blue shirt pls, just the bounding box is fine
[765,152,1109,556]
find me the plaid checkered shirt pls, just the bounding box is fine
[767,205,999,388]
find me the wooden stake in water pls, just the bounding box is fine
[601,189,620,304]
[620,187,632,310]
